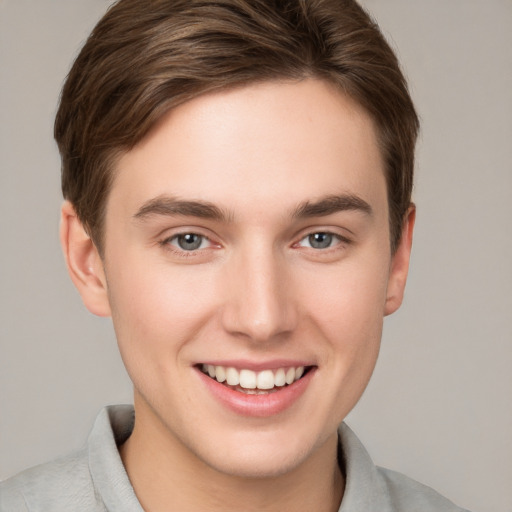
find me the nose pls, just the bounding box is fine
[220,246,298,343]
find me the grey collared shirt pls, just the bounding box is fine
[0,405,471,511]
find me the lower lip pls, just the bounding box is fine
[196,367,315,418]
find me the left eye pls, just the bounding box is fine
[299,232,339,249]
[169,233,210,251]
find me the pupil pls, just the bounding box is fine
[309,232,332,249]
[178,233,202,250]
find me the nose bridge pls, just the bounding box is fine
[222,240,296,342]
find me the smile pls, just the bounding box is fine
[200,364,307,394]
[196,362,316,417]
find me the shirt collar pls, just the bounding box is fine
[337,422,393,511]
[88,405,143,512]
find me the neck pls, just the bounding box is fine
[120,398,344,512]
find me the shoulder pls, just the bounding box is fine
[0,406,136,512]
[375,466,471,512]
[338,423,472,512]
[0,448,105,512]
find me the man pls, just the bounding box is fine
[1,1,471,511]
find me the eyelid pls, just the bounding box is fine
[157,224,217,242]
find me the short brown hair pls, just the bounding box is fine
[55,0,419,254]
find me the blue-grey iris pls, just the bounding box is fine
[309,232,333,249]
[177,233,203,250]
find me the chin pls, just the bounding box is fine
[201,447,309,480]
[189,426,334,480]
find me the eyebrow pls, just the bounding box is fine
[133,195,231,222]
[292,194,372,218]
[133,193,372,223]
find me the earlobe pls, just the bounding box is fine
[384,205,416,316]
[60,201,111,317]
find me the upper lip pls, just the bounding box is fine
[195,359,316,371]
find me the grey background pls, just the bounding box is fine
[0,1,511,511]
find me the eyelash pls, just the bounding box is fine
[160,230,351,258]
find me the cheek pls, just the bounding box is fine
[299,255,389,380]
[105,252,220,369]
[304,255,389,331]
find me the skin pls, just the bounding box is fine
[61,78,414,511]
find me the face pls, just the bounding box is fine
[79,79,412,478]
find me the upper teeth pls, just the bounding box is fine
[202,364,305,390]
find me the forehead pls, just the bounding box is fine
[109,79,387,220]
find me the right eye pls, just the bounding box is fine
[166,233,211,252]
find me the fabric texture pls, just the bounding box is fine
[0,405,471,512]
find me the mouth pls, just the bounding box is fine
[198,364,312,395]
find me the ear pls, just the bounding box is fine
[60,200,111,317]
[384,205,416,316]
